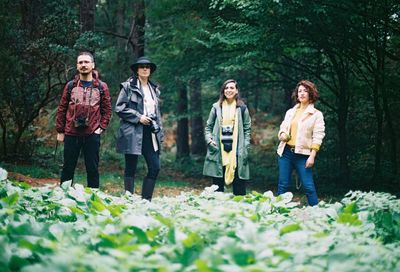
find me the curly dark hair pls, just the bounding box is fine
[291,80,319,104]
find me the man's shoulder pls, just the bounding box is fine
[98,80,108,89]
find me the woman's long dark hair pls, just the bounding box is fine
[218,79,245,107]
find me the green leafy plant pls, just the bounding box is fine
[0,180,399,271]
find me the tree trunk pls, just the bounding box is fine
[337,99,350,183]
[1,129,6,158]
[333,59,351,184]
[13,125,24,156]
[189,78,206,155]
[116,0,126,50]
[21,0,42,37]
[128,0,145,59]
[372,47,384,180]
[176,83,190,158]
[0,120,7,157]
[382,93,397,174]
[80,0,97,33]
[378,2,397,175]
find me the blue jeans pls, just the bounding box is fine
[277,146,318,206]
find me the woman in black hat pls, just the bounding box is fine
[115,56,164,200]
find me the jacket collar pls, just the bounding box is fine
[129,76,158,90]
[73,71,100,88]
[294,103,316,114]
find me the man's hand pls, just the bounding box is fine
[57,133,65,142]
[94,127,103,134]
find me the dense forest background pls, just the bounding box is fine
[0,0,399,196]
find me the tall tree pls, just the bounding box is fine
[176,82,190,158]
[0,0,79,157]
[80,0,97,33]
[128,0,145,59]
[189,78,206,155]
[147,0,216,159]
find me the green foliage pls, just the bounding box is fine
[1,0,399,194]
[1,180,400,271]
[0,0,80,157]
[342,191,400,244]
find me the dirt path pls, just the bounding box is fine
[7,171,208,197]
[8,172,59,187]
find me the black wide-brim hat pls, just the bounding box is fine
[130,56,157,73]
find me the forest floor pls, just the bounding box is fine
[7,170,209,197]
[5,112,398,203]
[5,168,337,205]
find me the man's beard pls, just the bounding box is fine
[79,70,91,75]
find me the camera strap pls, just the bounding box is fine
[86,87,93,121]
[214,104,246,127]
[295,173,302,190]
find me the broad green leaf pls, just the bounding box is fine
[343,202,358,214]
[280,223,301,235]
[107,204,125,217]
[337,213,362,226]
[9,255,31,271]
[131,226,150,244]
[88,194,106,213]
[16,182,31,190]
[232,249,255,266]
[233,195,244,202]
[273,248,292,260]
[2,192,19,206]
[182,232,202,248]
[195,259,212,272]
[69,206,85,215]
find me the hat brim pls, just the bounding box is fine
[130,63,157,73]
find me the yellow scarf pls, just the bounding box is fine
[221,100,239,185]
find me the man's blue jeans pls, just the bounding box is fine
[277,146,318,206]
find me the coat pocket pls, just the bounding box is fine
[206,144,219,162]
[242,147,249,165]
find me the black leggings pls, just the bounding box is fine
[212,167,246,195]
[124,126,160,180]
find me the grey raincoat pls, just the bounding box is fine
[115,77,164,154]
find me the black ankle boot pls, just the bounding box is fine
[124,177,134,194]
[141,177,156,201]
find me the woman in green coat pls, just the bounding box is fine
[203,79,251,195]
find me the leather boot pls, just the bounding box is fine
[141,177,156,201]
[124,176,135,194]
